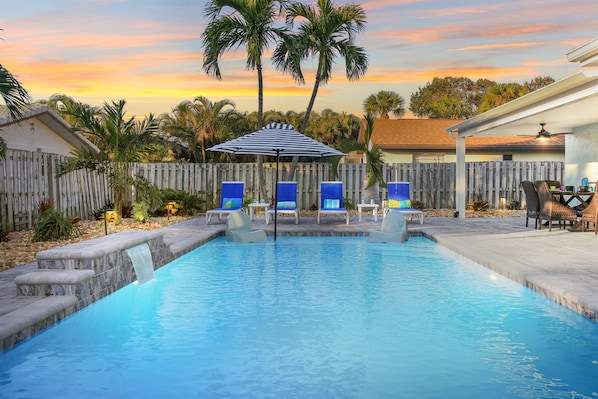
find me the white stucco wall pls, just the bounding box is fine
[383,151,564,163]
[564,123,598,187]
[0,118,75,156]
[381,153,414,163]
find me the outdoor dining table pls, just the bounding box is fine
[550,190,594,208]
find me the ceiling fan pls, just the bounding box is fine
[534,123,571,140]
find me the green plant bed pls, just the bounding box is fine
[33,210,82,242]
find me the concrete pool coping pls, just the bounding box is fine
[1,213,597,352]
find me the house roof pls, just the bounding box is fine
[361,118,564,152]
[0,104,99,153]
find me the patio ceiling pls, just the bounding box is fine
[446,70,598,138]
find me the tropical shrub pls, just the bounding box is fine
[133,176,162,214]
[467,199,489,211]
[33,209,81,242]
[411,200,425,210]
[158,189,206,216]
[36,198,55,215]
[132,201,149,222]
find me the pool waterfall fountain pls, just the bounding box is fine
[125,243,155,284]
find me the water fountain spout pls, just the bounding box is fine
[125,243,154,284]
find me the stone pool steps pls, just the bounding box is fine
[2,218,223,352]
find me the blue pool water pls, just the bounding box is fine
[1,236,597,398]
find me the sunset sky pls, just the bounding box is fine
[1,0,596,119]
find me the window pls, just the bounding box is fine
[503,154,513,161]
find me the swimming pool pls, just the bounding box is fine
[1,236,597,398]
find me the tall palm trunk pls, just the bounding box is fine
[256,63,268,201]
[287,70,323,181]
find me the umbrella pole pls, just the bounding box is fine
[274,152,279,240]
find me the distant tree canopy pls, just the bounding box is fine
[409,76,555,119]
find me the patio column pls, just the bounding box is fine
[455,132,466,219]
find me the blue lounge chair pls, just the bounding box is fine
[225,210,267,242]
[368,210,409,243]
[317,181,349,225]
[383,182,423,224]
[206,181,245,224]
[266,182,300,225]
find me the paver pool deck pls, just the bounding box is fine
[1,213,597,352]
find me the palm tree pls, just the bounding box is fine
[47,94,100,127]
[363,90,405,119]
[477,83,528,114]
[360,113,385,191]
[202,0,287,198]
[202,0,287,128]
[0,63,31,159]
[191,96,236,161]
[160,101,201,161]
[272,0,368,179]
[58,100,160,218]
[330,113,384,201]
[161,97,236,162]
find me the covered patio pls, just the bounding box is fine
[447,37,598,218]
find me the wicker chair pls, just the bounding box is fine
[581,181,598,234]
[521,181,540,229]
[536,181,578,231]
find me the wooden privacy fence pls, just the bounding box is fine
[1,149,565,231]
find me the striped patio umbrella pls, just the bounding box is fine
[208,122,345,239]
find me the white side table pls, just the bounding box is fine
[248,203,269,221]
[357,203,379,222]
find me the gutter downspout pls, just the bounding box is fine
[450,129,466,219]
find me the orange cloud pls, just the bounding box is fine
[452,42,547,52]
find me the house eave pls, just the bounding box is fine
[567,36,598,67]
[445,71,598,138]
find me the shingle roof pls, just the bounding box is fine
[361,118,564,151]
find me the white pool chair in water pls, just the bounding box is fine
[225,210,267,242]
[368,210,409,243]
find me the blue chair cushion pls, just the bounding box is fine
[323,199,340,209]
[277,201,296,209]
[388,199,411,209]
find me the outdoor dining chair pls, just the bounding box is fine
[521,181,540,229]
[536,181,578,232]
[581,180,598,234]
